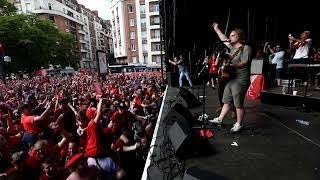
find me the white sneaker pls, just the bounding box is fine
[209,117,222,124]
[230,122,242,132]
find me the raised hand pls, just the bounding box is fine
[212,22,219,31]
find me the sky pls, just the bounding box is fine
[77,0,112,20]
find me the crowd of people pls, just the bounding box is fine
[0,72,164,179]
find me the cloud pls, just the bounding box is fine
[78,0,112,20]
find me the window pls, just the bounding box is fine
[67,11,73,17]
[49,15,55,22]
[153,16,160,24]
[141,31,147,38]
[131,44,136,51]
[129,19,135,26]
[152,55,161,63]
[155,44,161,51]
[154,4,159,12]
[25,3,31,12]
[155,29,160,38]
[132,56,137,63]
[140,5,146,14]
[48,3,52,10]
[130,32,135,40]
[128,5,133,13]
[16,5,22,11]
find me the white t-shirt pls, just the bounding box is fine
[271,51,285,69]
[293,38,312,59]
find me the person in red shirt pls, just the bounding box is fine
[203,54,219,88]
[19,98,56,146]
[86,98,103,157]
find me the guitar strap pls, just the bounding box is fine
[228,45,244,65]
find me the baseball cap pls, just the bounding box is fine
[65,153,85,168]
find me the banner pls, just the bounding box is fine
[94,82,102,96]
[97,51,108,74]
[246,75,265,100]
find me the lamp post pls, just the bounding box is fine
[0,42,6,83]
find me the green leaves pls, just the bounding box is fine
[0,14,77,73]
[0,0,16,16]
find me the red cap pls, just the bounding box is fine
[65,153,85,168]
[86,107,97,119]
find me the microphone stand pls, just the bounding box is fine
[195,59,213,138]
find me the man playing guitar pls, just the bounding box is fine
[209,23,252,133]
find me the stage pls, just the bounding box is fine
[142,85,320,180]
[261,86,320,112]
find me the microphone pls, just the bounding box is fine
[221,40,231,42]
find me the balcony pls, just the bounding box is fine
[79,39,86,44]
[149,25,160,29]
[34,7,84,25]
[80,47,88,53]
[78,29,85,34]
[149,11,159,16]
[151,50,164,55]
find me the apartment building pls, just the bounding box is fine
[10,0,113,69]
[111,0,163,65]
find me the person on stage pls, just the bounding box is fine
[209,23,252,133]
[168,55,193,87]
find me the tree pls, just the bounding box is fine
[0,14,77,73]
[0,0,16,16]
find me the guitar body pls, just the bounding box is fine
[220,65,236,80]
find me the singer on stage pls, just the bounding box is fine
[209,23,252,132]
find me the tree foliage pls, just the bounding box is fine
[0,0,16,16]
[0,14,77,73]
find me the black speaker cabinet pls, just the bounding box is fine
[168,120,192,158]
[183,166,226,180]
[178,87,201,108]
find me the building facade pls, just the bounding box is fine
[111,0,163,65]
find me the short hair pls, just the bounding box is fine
[232,28,246,44]
[18,103,29,112]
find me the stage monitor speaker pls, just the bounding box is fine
[167,72,179,87]
[164,109,186,126]
[178,87,201,108]
[168,120,192,158]
[171,103,194,123]
[251,59,264,75]
[183,166,226,180]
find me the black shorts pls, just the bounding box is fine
[276,68,284,78]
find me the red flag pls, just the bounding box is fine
[94,83,102,96]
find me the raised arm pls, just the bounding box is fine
[288,34,310,45]
[93,98,103,123]
[168,59,176,65]
[34,98,56,122]
[68,103,78,116]
[212,23,231,47]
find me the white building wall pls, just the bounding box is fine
[135,0,143,64]
[17,0,83,25]
[145,0,152,64]
[111,0,127,58]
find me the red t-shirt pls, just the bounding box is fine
[21,114,40,134]
[133,96,142,109]
[109,110,134,134]
[209,58,218,74]
[86,120,103,157]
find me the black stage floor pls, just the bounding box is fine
[143,85,320,180]
[261,86,320,112]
